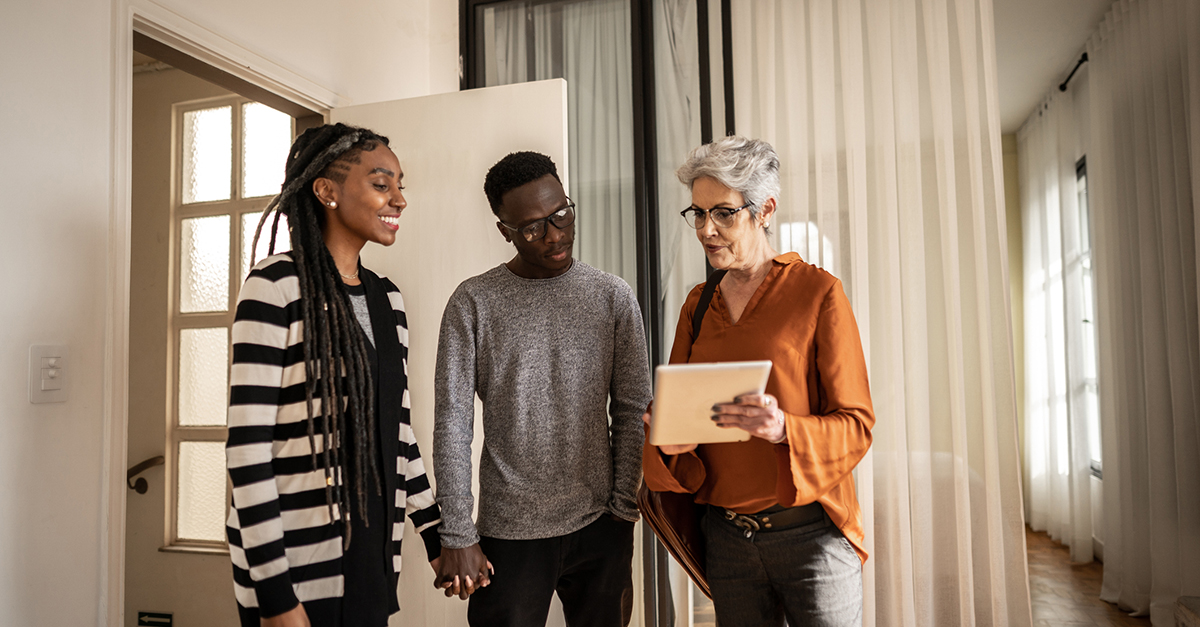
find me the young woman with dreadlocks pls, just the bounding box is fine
[225,123,443,627]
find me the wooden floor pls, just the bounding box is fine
[1026,527,1149,627]
[688,526,1149,626]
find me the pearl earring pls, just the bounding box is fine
[328,201,337,209]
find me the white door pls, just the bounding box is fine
[126,78,597,627]
[332,78,580,627]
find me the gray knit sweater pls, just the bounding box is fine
[432,261,652,548]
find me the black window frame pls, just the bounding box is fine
[459,2,736,622]
[459,0,663,365]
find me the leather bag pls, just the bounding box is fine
[637,269,726,600]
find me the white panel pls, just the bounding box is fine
[182,106,233,204]
[180,214,231,313]
[178,327,229,426]
[177,441,228,542]
[332,79,568,627]
[241,102,292,198]
[242,211,290,282]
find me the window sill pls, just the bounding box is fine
[159,543,229,556]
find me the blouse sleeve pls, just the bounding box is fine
[780,279,874,503]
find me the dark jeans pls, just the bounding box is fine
[467,514,636,627]
[704,506,863,627]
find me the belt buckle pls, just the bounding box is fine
[724,509,760,538]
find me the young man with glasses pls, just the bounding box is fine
[431,151,652,626]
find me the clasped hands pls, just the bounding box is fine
[643,392,787,455]
[432,544,494,600]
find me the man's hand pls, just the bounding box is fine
[434,544,493,600]
[711,393,787,443]
[261,603,309,627]
[643,408,698,455]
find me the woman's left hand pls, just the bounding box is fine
[712,393,787,444]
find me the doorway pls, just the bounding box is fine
[125,47,299,627]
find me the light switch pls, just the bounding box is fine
[41,368,62,391]
[30,345,68,404]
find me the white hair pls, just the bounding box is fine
[675,135,781,220]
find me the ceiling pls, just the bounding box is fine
[132,51,158,66]
[129,2,1112,134]
[993,0,1113,134]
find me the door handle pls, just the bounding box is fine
[127,455,165,494]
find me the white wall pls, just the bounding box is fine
[0,1,114,624]
[0,0,455,624]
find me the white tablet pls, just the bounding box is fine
[649,360,773,446]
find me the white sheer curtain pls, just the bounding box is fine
[479,0,638,290]
[719,0,1031,625]
[656,0,704,362]
[1017,87,1099,564]
[1083,0,1200,623]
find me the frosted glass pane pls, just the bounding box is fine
[177,441,228,542]
[241,211,290,282]
[242,103,292,198]
[178,327,229,427]
[180,215,231,313]
[182,106,232,203]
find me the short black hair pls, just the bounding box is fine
[484,151,561,215]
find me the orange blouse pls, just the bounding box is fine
[642,252,875,562]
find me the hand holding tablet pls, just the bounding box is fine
[648,361,773,447]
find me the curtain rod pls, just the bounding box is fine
[1059,52,1089,92]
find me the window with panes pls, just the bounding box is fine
[1076,157,1102,475]
[168,96,291,548]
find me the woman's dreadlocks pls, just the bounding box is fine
[249,123,389,549]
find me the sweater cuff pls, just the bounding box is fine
[254,570,299,618]
[437,518,481,550]
[436,495,481,549]
[608,498,641,522]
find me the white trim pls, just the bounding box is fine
[130,0,345,112]
[103,3,341,624]
[100,5,133,624]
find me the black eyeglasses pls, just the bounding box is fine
[500,200,577,242]
[681,202,753,229]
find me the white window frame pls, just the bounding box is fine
[165,95,293,552]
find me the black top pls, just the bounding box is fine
[339,281,393,626]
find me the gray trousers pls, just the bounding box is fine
[703,506,863,627]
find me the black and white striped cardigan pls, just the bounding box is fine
[225,253,441,617]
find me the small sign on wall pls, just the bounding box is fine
[137,612,172,626]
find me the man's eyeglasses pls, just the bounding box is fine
[500,200,577,242]
[681,202,753,229]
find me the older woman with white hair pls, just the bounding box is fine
[642,136,875,626]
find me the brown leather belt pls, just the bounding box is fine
[711,502,826,537]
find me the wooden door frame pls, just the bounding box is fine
[103,4,338,624]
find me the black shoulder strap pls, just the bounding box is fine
[691,270,727,343]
